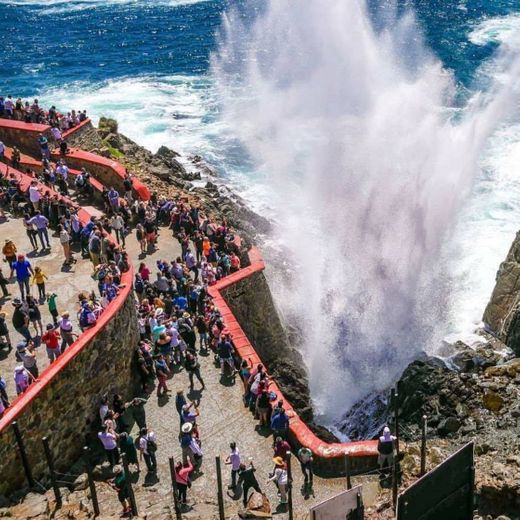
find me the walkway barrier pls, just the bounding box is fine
[0,118,51,157]
[208,246,379,476]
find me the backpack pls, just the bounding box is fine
[146,437,158,453]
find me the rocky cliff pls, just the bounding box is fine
[483,231,520,354]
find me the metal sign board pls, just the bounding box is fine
[397,441,475,520]
[310,485,363,520]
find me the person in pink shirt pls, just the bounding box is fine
[174,460,194,504]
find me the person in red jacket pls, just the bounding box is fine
[175,460,194,504]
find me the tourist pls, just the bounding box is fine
[256,390,271,428]
[270,407,289,440]
[185,351,205,390]
[225,442,241,490]
[11,298,32,341]
[2,239,17,266]
[98,425,120,466]
[0,140,4,162]
[0,268,10,298]
[46,292,59,325]
[297,446,313,486]
[217,332,235,377]
[126,397,147,429]
[180,422,196,466]
[107,187,120,213]
[28,181,41,210]
[88,231,102,267]
[377,426,396,470]
[27,211,51,250]
[37,133,50,160]
[58,224,73,265]
[135,223,146,254]
[31,266,48,300]
[0,310,11,349]
[13,365,34,395]
[110,465,131,516]
[238,460,262,508]
[10,254,34,299]
[138,427,158,474]
[110,212,126,247]
[27,296,43,336]
[273,437,291,461]
[16,340,38,379]
[119,432,140,472]
[174,460,194,505]
[41,323,61,363]
[175,389,187,426]
[154,353,170,397]
[58,311,77,352]
[267,457,288,505]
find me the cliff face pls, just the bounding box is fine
[483,231,520,354]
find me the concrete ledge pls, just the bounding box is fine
[0,119,50,133]
[0,120,52,157]
[51,148,150,201]
[208,247,379,475]
[61,118,91,139]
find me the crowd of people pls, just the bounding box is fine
[0,95,87,133]
[0,103,401,518]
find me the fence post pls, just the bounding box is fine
[286,451,294,520]
[83,446,100,517]
[12,421,34,488]
[168,457,182,520]
[420,415,427,476]
[42,437,61,508]
[393,386,400,457]
[392,457,398,511]
[215,456,225,520]
[356,491,364,520]
[345,454,352,490]
[121,453,138,516]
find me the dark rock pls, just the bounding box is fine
[437,417,461,435]
[104,133,122,150]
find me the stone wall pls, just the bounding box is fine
[220,270,314,421]
[0,292,138,496]
[483,231,520,354]
[63,120,104,151]
[0,120,52,157]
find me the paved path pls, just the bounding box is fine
[0,217,97,400]
[122,227,378,519]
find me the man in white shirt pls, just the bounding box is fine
[56,161,69,182]
[98,426,120,466]
[50,126,62,143]
[4,96,14,117]
[28,181,41,210]
[138,427,157,473]
[225,442,241,489]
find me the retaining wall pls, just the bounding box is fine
[51,148,150,201]
[0,163,139,496]
[209,247,379,476]
[0,119,52,157]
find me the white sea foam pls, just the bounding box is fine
[0,0,210,15]
[469,14,520,47]
[212,0,520,419]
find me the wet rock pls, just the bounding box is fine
[483,391,504,412]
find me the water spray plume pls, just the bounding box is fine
[212,0,520,422]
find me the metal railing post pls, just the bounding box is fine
[286,451,294,520]
[420,415,427,476]
[42,437,61,507]
[83,446,100,517]
[12,421,34,487]
[215,456,225,520]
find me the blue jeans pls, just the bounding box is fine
[37,228,50,248]
[17,278,30,299]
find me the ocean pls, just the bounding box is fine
[1,0,519,420]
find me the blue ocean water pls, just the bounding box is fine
[1,1,520,409]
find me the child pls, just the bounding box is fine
[32,266,48,300]
[47,293,58,325]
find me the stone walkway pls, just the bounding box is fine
[121,228,380,519]
[0,217,97,399]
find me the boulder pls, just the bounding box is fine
[103,133,122,150]
[483,391,504,412]
[437,417,461,435]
